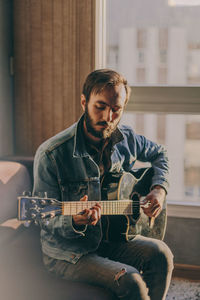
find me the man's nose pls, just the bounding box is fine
[103,108,113,122]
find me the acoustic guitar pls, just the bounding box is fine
[18,167,167,240]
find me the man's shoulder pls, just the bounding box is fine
[118,124,136,138]
[36,122,77,156]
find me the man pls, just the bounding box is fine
[33,69,173,300]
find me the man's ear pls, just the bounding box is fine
[81,94,86,112]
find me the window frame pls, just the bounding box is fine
[95,0,200,218]
[127,87,200,114]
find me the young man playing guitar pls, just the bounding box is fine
[33,69,173,300]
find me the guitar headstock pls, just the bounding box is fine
[18,195,61,222]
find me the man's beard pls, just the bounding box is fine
[84,105,119,140]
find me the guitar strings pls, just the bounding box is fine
[36,199,141,218]
[40,201,137,217]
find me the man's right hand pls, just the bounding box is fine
[72,195,101,226]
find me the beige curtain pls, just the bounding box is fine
[14,0,95,155]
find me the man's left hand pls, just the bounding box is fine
[141,186,166,218]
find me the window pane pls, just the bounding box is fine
[120,112,200,203]
[106,0,200,86]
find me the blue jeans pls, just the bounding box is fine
[43,235,173,300]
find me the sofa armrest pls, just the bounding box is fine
[0,161,32,222]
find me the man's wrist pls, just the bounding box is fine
[151,185,167,195]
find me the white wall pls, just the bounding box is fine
[0,0,14,156]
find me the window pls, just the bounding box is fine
[137,29,147,49]
[136,68,146,84]
[158,67,167,84]
[107,0,200,86]
[159,29,168,51]
[105,0,200,214]
[120,112,200,205]
[138,51,145,64]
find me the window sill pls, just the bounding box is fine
[167,201,200,219]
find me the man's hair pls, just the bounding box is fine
[82,69,131,103]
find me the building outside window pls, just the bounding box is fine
[106,0,200,205]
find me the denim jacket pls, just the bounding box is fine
[33,115,169,264]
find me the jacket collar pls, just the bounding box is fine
[73,114,124,158]
[73,115,89,158]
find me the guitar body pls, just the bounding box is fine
[101,168,167,241]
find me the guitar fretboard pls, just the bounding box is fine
[62,200,138,216]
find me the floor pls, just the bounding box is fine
[166,278,200,300]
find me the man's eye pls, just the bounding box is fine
[96,105,105,110]
[112,107,122,113]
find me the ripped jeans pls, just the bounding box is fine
[43,235,174,300]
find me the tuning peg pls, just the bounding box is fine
[35,191,45,198]
[50,199,56,205]
[22,191,32,196]
[50,212,55,218]
[40,213,46,219]
[40,199,47,205]
[31,213,37,219]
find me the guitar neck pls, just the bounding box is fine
[62,200,134,216]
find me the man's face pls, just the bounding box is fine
[81,84,127,141]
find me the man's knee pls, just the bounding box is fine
[115,270,149,299]
[150,241,174,274]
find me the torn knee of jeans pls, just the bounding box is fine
[114,268,130,298]
[114,268,127,286]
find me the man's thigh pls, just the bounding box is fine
[99,235,173,272]
[43,252,136,283]
[43,252,143,298]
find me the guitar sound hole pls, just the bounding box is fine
[131,193,140,221]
